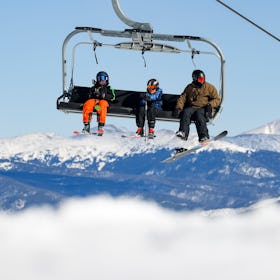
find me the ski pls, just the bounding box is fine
[121,134,156,139]
[121,134,142,139]
[162,130,228,163]
[73,131,103,136]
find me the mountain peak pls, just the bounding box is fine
[244,119,280,135]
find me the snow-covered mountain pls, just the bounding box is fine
[0,120,280,212]
[245,119,280,135]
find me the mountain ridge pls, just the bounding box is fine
[244,119,280,135]
[0,120,280,212]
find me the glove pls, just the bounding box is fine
[205,103,212,119]
[92,87,101,99]
[172,108,182,118]
[140,93,151,102]
[144,95,152,102]
[94,105,101,111]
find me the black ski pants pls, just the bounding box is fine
[136,105,159,128]
[179,107,209,140]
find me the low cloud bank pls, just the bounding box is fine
[0,196,279,280]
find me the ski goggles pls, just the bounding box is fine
[97,75,108,82]
[197,77,205,84]
[147,85,157,90]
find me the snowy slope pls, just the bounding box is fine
[0,125,264,171]
[0,121,280,211]
[245,119,280,135]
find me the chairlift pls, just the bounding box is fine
[57,0,226,123]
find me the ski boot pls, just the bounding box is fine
[136,127,144,137]
[82,122,90,134]
[174,147,188,155]
[176,130,185,138]
[199,136,210,144]
[148,128,155,139]
[97,123,104,136]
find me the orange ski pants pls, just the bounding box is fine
[82,99,109,124]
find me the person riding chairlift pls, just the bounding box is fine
[136,79,163,138]
[173,69,221,143]
[82,71,115,135]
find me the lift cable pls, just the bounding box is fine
[216,0,280,43]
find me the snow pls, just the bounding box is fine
[0,125,208,171]
[235,163,276,179]
[0,125,254,171]
[1,122,280,173]
[244,119,280,135]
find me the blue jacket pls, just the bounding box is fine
[139,88,163,109]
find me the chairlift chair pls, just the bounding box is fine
[57,0,225,123]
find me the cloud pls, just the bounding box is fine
[0,196,279,280]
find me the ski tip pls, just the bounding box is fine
[221,130,228,137]
[161,159,171,163]
[162,158,176,163]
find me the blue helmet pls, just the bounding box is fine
[96,71,109,84]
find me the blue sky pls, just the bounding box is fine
[0,0,279,137]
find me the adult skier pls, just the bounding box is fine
[173,70,220,142]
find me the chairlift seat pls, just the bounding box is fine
[57,85,218,121]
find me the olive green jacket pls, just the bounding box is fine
[175,82,220,110]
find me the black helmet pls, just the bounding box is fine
[147,78,159,91]
[192,70,205,86]
[96,71,109,84]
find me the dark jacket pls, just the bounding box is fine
[139,88,163,109]
[175,82,220,110]
[89,83,116,103]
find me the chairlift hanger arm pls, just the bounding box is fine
[111,0,152,32]
[109,0,224,61]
